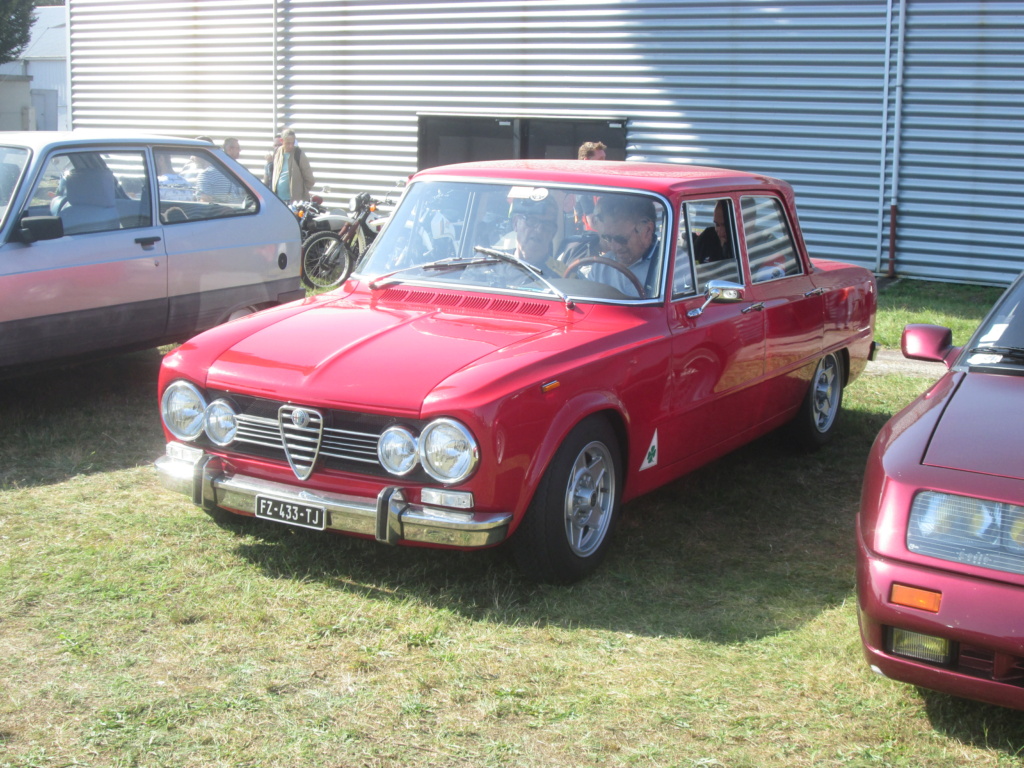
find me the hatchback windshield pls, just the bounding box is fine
[359,180,669,302]
[0,146,30,229]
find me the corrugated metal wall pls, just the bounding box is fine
[882,2,1024,285]
[66,0,1024,285]
[68,0,278,172]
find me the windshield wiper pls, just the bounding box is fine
[368,256,495,290]
[471,246,575,310]
[966,344,1024,362]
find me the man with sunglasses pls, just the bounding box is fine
[586,194,660,298]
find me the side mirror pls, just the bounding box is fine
[902,324,957,368]
[13,215,64,244]
[687,279,745,318]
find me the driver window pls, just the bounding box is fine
[27,150,149,236]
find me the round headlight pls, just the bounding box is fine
[419,418,478,484]
[378,425,418,475]
[161,380,208,441]
[204,399,238,446]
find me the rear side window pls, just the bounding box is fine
[741,196,801,283]
[154,149,257,224]
[25,150,150,235]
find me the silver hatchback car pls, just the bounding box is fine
[0,131,303,375]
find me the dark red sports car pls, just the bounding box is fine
[857,273,1024,710]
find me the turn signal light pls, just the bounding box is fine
[890,584,942,613]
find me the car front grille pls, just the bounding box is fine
[208,391,420,480]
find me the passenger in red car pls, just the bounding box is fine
[511,197,561,277]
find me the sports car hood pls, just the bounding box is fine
[203,297,580,414]
[923,374,1024,480]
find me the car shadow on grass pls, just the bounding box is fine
[920,689,1024,759]
[228,407,892,645]
[0,349,167,488]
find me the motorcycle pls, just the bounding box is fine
[301,191,387,290]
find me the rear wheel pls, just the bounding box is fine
[512,417,621,584]
[301,231,353,290]
[789,351,844,450]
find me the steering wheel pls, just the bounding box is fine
[564,256,645,298]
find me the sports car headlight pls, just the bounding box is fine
[204,399,238,446]
[161,380,208,441]
[907,491,1024,576]
[378,425,419,475]
[419,418,478,484]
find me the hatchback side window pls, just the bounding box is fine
[686,198,741,294]
[155,149,256,223]
[741,196,801,283]
[26,150,149,236]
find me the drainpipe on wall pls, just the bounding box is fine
[888,0,907,278]
[272,0,280,140]
[875,0,895,275]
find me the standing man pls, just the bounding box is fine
[196,137,244,203]
[577,141,607,161]
[271,128,316,203]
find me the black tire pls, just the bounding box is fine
[511,417,622,584]
[301,231,353,290]
[789,351,844,450]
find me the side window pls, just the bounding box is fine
[686,198,741,293]
[26,150,149,235]
[154,149,256,224]
[741,196,801,283]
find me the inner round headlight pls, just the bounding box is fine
[378,425,418,475]
[161,380,208,441]
[419,418,478,484]
[204,399,238,446]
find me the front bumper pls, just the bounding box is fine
[856,530,1024,711]
[155,443,512,548]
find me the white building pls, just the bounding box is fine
[0,6,70,131]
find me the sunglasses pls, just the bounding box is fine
[600,230,635,246]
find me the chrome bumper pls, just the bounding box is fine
[155,443,511,548]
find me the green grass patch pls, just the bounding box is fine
[874,277,1004,349]
[2,281,1022,767]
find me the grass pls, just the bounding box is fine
[2,280,1023,767]
[874,278,1004,349]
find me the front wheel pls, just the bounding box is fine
[788,351,844,450]
[511,417,622,584]
[301,231,353,290]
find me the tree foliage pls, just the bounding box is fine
[1,0,36,67]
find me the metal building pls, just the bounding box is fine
[65,0,1024,285]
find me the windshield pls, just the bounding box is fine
[0,146,30,230]
[357,179,669,302]
[962,274,1024,369]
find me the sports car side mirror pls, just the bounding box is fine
[902,324,958,368]
[687,280,745,318]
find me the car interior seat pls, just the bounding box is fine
[57,167,122,235]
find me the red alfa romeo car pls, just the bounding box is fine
[156,160,876,583]
[857,272,1024,710]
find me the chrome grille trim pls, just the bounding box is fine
[233,411,384,469]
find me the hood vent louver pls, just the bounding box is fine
[377,287,550,317]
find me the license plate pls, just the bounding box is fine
[254,496,326,531]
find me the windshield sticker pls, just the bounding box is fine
[508,186,549,202]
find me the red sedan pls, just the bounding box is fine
[857,272,1024,710]
[156,160,876,583]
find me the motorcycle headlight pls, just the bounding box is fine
[161,380,208,442]
[204,399,238,446]
[378,425,419,476]
[419,418,478,484]
[907,491,1024,575]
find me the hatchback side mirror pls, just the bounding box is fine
[13,214,64,243]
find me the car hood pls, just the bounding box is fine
[203,296,581,414]
[923,374,1024,480]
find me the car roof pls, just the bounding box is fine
[414,159,791,198]
[0,130,217,153]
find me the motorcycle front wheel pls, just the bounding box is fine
[301,231,353,290]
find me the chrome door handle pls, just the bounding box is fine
[741,302,765,313]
